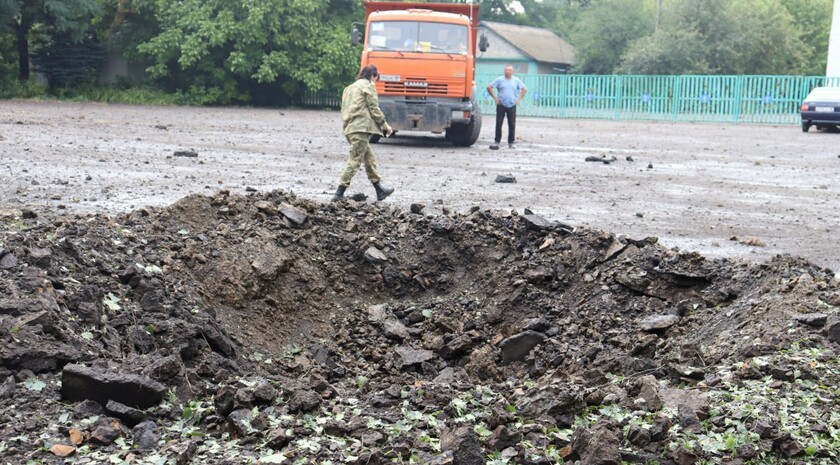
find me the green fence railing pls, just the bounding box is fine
[297,75,840,124]
[474,74,840,124]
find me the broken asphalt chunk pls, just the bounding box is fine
[279,202,307,225]
[254,200,277,215]
[440,427,483,465]
[60,364,165,409]
[133,421,160,449]
[520,214,553,231]
[173,150,198,158]
[382,319,410,341]
[570,422,621,465]
[499,330,547,364]
[793,313,827,327]
[639,314,680,332]
[364,246,388,265]
[106,400,148,427]
[394,346,435,369]
[0,252,17,269]
[0,376,15,399]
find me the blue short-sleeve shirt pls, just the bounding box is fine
[489,76,526,108]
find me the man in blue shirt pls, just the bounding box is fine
[486,65,527,149]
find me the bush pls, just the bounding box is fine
[0,63,48,99]
[51,84,182,105]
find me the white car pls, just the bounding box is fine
[800,86,840,132]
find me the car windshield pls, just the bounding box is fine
[806,87,840,101]
[368,21,468,54]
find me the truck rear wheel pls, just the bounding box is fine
[446,106,482,147]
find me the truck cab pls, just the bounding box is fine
[358,2,483,146]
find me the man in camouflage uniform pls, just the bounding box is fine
[333,64,395,202]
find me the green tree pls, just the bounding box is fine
[515,0,561,29]
[479,0,560,28]
[31,32,106,88]
[0,0,102,81]
[101,0,161,63]
[780,0,833,75]
[552,0,586,40]
[619,0,807,75]
[725,0,806,75]
[130,0,360,105]
[479,0,519,23]
[568,0,656,74]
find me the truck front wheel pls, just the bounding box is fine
[446,106,482,147]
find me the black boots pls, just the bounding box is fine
[334,183,393,202]
[373,181,394,201]
[331,185,346,202]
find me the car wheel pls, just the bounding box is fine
[369,134,381,143]
[801,122,810,133]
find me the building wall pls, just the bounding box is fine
[476,59,536,78]
[476,29,532,77]
[536,62,570,74]
[475,28,567,77]
[479,29,521,58]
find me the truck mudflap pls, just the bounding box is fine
[378,97,473,133]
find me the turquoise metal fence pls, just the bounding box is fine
[475,74,840,124]
[297,75,840,124]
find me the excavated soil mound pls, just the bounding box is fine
[1,190,838,465]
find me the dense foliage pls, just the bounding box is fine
[552,0,833,75]
[0,0,835,105]
[130,0,361,105]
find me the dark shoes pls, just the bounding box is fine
[335,183,394,202]
[490,142,516,149]
[373,181,394,201]
[331,185,347,202]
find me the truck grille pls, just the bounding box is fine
[384,81,449,96]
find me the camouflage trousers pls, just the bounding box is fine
[338,132,381,187]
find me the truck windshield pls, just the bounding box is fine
[368,21,468,54]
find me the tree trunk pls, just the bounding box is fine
[15,19,32,81]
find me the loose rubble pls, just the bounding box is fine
[1,190,838,464]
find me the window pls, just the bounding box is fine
[368,21,468,54]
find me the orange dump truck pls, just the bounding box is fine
[355,1,485,146]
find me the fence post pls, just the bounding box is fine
[560,74,567,118]
[615,75,623,119]
[671,75,681,121]
[733,75,744,123]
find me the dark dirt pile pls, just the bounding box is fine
[1,190,839,465]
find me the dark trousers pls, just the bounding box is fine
[494,104,516,144]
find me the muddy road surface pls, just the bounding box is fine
[1,100,839,271]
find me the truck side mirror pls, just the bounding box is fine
[351,25,360,46]
[478,33,489,52]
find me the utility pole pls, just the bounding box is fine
[829,0,840,77]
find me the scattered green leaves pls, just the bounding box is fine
[102,293,121,311]
[23,378,46,392]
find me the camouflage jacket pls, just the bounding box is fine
[341,78,390,136]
